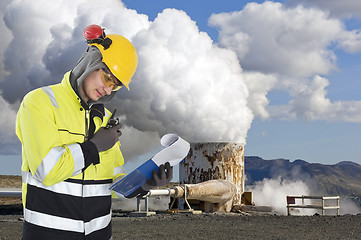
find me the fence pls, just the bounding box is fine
[286,195,340,216]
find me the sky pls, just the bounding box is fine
[1,0,361,176]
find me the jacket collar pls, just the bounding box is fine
[61,71,88,108]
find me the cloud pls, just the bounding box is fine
[1,0,361,158]
[337,29,361,53]
[0,0,253,158]
[286,0,361,19]
[1,0,81,103]
[285,75,332,120]
[111,9,253,143]
[243,72,277,119]
[209,2,342,77]
[0,96,20,155]
[268,75,361,122]
[0,0,12,81]
[0,0,149,104]
[0,0,152,157]
[209,1,361,122]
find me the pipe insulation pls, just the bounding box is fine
[147,179,236,204]
[0,180,236,205]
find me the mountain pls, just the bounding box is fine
[245,156,361,196]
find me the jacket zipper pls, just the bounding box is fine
[84,109,90,141]
[83,108,90,237]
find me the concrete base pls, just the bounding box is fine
[167,209,202,214]
[112,196,170,212]
[129,211,157,217]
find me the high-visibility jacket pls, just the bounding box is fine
[16,71,125,240]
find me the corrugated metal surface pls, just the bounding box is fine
[179,142,244,211]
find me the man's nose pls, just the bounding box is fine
[104,86,112,95]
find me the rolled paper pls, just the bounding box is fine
[110,134,190,197]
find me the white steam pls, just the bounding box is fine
[340,198,361,215]
[247,177,361,215]
[0,96,18,154]
[112,9,252,143]
[247,177,313,215]
[0,0,253,160]
[0,0,361,160]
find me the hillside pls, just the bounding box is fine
[245,156,361,196]
[2,157,361,197]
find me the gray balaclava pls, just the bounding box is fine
[70,46,117,106]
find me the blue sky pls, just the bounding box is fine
[1,0,361,175]
[122,0,361,165]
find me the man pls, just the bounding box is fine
[16,25,172,239]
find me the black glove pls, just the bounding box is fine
[90,124,122,152]
[125,162,173,198]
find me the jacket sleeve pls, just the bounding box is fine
[113,144,126,179]
[110,143,127,198]
[99,108,127,198]
[101,108,126,181]
[16,89,85,186]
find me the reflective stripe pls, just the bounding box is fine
[42,86,59,108]
[22,171,112,198]
[24,208,111,235]
[114,166,126,176]
[24,208,84,233]
[68,143,85,176]
[23,171,82,197]
[34,144,84,182]
[35,147,65,182]
[85,211,112,235]
[83,184,112,197]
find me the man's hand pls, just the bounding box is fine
[143,162,173,191]
[90,124,122,152]
[125,162,173,198]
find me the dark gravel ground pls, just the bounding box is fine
[1,211,360,239]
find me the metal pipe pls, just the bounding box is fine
[0,188,22,197]
[147,188,176,197]
[145,179,236,204]
[1,179,237,206]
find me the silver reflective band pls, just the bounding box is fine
[24,208,84,232]
[83,184,112,197]
[68,143,85,176]
[33,144,84,183]
[24,208,112,235]
[42,86,59,108]
[84,211,112,235]
[22,171,112,198]
[34,147,66,182]
[23,171,82,197]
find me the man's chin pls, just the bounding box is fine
[90,93,101,102]
[91,97,100,102]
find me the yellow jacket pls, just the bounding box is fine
[16,71,125,239]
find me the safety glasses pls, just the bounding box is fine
[100,68,123,91]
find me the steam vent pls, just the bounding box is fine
[179,142,244,212]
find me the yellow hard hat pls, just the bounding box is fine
[84,25,138,90]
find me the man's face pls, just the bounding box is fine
[80,70,113,102]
